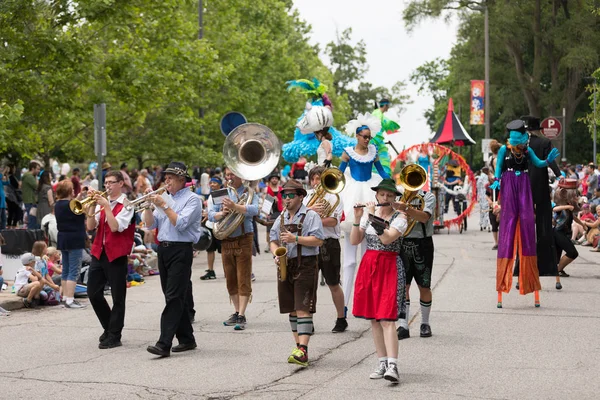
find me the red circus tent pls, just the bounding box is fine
[430,98,476,146]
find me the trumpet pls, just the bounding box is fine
[69,191,108,216]
[123,187,167,212]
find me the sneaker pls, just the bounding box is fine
[332,318,348,333]
[223,312,239,326]
[556,282,563,290]
[264,248,270,253]
[22,298,32,308]
[234,315,246,330]
[558,271,570,277]
[287,347,308,367]
[369,361,388,379]
[492,244,498,250]
[200,270,216,280]
[420,323,432,338]
[65,300,87,309]
[383,363,399,384]
[98,337,122,349]
[251,273,256,282]
[397,326,410,340]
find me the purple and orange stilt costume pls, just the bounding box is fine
[490,120,560,308]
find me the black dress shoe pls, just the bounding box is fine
[99,338,122,349]
[397,326,410,340]
[420,324,432,338]
[99,330,109,343]
[172,342,197,353]
[147,345,170,357]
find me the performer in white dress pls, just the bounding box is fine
[339,113,390,309]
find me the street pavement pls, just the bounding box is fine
[1,213,599,399]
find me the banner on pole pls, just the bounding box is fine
[470,80,485,125]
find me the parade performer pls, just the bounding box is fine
[86,171,135,350]
[477,167,491,231]
[340,112,389,309]
[144,162,203,357]
[351,179,407,384]
[553,179,581,281]
[208,166,259,331]
[490,120,560,308]
[393,186,436,339]
[269,180,324,367]
[304,166,347,332]
[522,116,563,286]
[200,176,223,280]
[282,78,355,163]
[371,98,400,176]
[296,106,334,167]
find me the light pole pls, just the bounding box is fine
[594,77,597,164]
[484,5,490,139]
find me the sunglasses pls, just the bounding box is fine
[357,134,372,140]
[281,193,297,199]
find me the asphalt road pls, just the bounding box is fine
[1,214,599,399]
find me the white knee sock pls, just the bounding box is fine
[420,300,432,325]
[342,235,357,306]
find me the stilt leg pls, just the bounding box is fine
[534,290,540,308]
[497,292,502,308]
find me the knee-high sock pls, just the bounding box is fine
[420,299,432,325]
[289,315,297,333]
[297,317,313,336]
[342,236,367,306]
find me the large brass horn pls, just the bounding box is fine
[213,123,281,240]
[398,164,428,235]
[306,168,345,217]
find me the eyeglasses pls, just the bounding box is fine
[104,180,118,185]
[357,134,372,140]
[281,193,296,199]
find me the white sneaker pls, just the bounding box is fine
[369,362,387,379]
[65,300,87,309]
[384,363,399,384]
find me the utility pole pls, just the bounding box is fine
[198,1,205,138]
[594,77,597,164]
[484,5,490,139]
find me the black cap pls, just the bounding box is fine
[520,115,541,131]
[506,119,526,133]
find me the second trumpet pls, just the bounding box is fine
[124,187,167,212]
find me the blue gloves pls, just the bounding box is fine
[546,148,560,164]
[490,180,500,190]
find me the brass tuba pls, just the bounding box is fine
[306,168,345,218]
[213,123,281,240]
[398,164,428,235]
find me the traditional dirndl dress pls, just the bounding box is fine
[352,212,407,321]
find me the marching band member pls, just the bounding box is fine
[263,171,283,253]
[351,179,407,384]
[340,113,389,310]
[200,176,223,280]
[270,179,324,367]
[208,166,259,331]
[393,187,437,339]
[143,162,202,357]
[304,166,347,332]
[86,171,135,350]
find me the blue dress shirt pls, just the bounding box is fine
[149,188,203,243]
[208,185,259,238]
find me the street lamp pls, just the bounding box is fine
[472,3,491,139]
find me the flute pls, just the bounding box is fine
[353,203,391,208]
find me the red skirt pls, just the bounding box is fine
[352,249,398,321]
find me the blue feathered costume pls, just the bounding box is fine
[282,78,356,163]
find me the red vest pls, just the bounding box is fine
[91,202,135,262]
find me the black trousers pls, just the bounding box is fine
[88,251,128,340]
[157,243,195,350]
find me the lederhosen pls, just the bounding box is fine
[277,211,319,314]
[401,196,435,289]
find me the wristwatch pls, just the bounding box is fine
[162,204,169,211]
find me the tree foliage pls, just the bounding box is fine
[405,0,600,164]
[0,0,349,169]
[325,28,411,118]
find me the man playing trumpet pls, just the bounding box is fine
[270,179,324,367]
[86,171,135,349]
[304,166,347,333]
[207,166,259,331]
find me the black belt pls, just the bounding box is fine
[159,241,193,247]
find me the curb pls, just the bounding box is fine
[0,296,24,312]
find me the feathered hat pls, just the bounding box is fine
[343,112,382,137]
[296,106,333,134]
